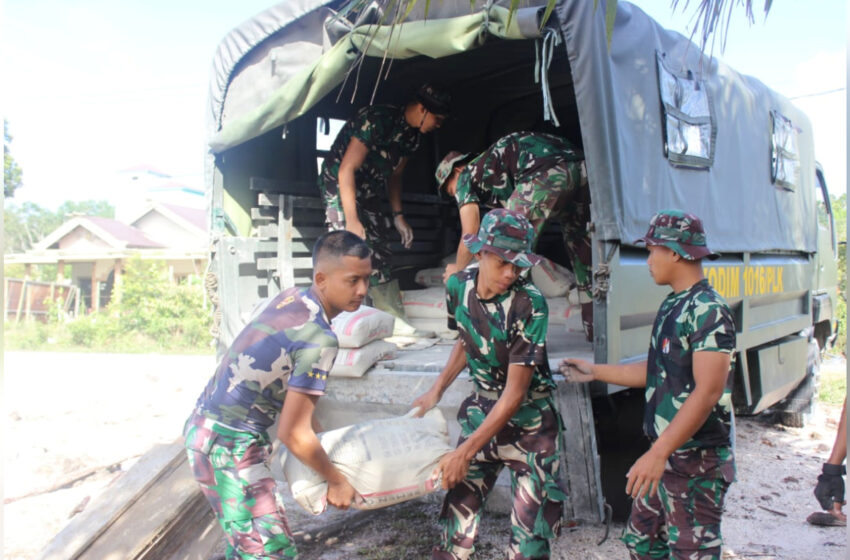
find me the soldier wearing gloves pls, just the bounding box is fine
[435,131,594,341]
[560,210,735,560]
[413,208,566,560]
[810,396,846,526]
[319,83,451,337]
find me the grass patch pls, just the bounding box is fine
[819,359,847,406]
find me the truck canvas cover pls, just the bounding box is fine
[206,0,817,255]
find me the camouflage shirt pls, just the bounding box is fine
[320,105,421,197]
[446,268,555,395]
[454,131,583,208]
[194,287,338,433]
[644,279,736,449]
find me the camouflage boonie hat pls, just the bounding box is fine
[434,151,470,191]
[635,209,719,261]
[463,209,542,268]
[415,83,452,116]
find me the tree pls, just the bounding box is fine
[4,119,23,198]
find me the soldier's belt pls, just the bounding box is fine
[473,388,551,401]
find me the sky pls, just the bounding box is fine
[2,0,847,215]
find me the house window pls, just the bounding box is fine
[770,110,799,191]
[656,53,715,169]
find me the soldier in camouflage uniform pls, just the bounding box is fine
[319,83,450,287]
[435,131,593,340]
[560,209,736,560]
[413,209,566,560]
[183,231,371,559]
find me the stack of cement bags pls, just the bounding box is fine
[330,306,397,377]
[411,256,584,335]
[280,408,454,514]
[401,287,454,338]
[531,257,584,334]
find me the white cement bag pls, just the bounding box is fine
[329,340,397,378]
[414,267,445,288]
[331,306,395,348]
[402,287,448,319]
[531,258,575,298]
[546,297,571,325]
[546,297,584,333]
[281,408,453,515]
[409,317,454,336]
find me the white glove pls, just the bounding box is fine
[393,214,414,249]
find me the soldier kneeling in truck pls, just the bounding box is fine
[183,231,371,559]
[413,209,566,560]
[561,210,736,560]
[435,131,594,341]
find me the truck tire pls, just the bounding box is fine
[778,339,821,428]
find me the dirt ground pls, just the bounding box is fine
[3,351,848,559]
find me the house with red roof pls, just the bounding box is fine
[5,203,208,313]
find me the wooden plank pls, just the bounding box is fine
[251,207,277,222]
[556,382,604,523]
[36,441,213,560]
[255,257,313,272]
[278,195,295,289]
[15,279,27,323]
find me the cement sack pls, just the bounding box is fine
[414,267,445,288]
[546,297,584,333]
[408,317,455,337]
[329,340,397,378]
[331,306,395,348]
[402,287,448,319]
[531,258,575,298]
[281,408,453,515]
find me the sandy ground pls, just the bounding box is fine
[3,351,848,559]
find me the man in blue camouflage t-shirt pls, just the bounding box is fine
[184,230,371,559]
[561,210,736,560]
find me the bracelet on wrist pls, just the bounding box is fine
[392,211,403,217]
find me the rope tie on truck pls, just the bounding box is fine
[535,27,562,127]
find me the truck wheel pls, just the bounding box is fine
[778,339,821,428]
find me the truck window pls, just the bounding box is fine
[316,117,346,173]
[770,110,800,191]
[815,169,837,255]
[656,52,715,169]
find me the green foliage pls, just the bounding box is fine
[5,258,213,354]
[4,199,115,254]
[4,119,23,198]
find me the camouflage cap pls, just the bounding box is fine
[635,209,719,261]
[415,83,451,116]
[434,151,470,191]
[463,209,542,268]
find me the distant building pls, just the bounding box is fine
[5,202,208,313]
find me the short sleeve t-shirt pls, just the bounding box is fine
[644,279,737,448]
[195,287,338,433]
[446,268,555,395]
[320,105,421,195]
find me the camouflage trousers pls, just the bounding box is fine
[183,413,297,559]
[503,161,592,300]
[432,393,566,560]
[622,446,735,560]
[318,174,392,286]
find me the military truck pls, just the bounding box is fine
[203,0,839,521]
